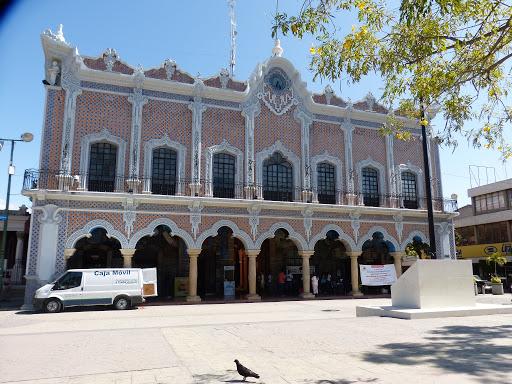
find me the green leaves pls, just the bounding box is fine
[275,0,512,156]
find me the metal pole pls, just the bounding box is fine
[0,140,15,291]
[420,101,437,258]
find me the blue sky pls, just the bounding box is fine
[0,0,509,209]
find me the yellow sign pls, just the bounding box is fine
[456,242,512,259]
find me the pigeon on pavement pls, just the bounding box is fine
[234,359,260,381]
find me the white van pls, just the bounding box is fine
[33,268,158,313]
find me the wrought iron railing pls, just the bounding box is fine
[22,169,458,212]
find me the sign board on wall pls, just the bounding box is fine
[359,264,397,286]
[457,242,512,259]
[174,277,188,297]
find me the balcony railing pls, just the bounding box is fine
[22,169,458,213]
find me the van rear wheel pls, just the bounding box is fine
[114,296,130,310]
[44,298,62,313]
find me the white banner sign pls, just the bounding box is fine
[359,264,397,286]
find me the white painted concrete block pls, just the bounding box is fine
[391,259,475,309]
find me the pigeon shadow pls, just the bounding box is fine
[361,324,512,383]
[193,373,258,384]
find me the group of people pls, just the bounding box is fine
[258,271,300,296]
[310,273,345,296]
[257,270,347,297]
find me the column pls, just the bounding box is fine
[58,67,82,178]
[36,205,61,284]
[342,122,356,205]
[299,251,315,299]
[120,248,136,268]
[242,104,260,199]
[386,135,398,208]
[246,250,261,300]
[63,248,75,266]
[346,251,363,296]
[11,232,25,284]
[127,86,148,192]
[188,97,207,196]
[186,248,202,302]
[295,109,313,202]
[390,251,404,278]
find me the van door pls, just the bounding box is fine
[51,271,83,306]
[142,268,158,297]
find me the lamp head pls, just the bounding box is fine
[21,132,33,142]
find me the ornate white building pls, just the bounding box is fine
[22,26,457,307]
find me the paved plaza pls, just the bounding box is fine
[1,295,512,384]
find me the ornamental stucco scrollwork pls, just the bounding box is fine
[103,48,118,72]
[257,68,298,116]
[189,201,203,240]
[163,59,177,80]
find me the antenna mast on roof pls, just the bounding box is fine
[228,0,237,77]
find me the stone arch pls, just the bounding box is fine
[398,162,425,208]
[358,226,399,252]
[143,135,187,194]
[401,230,428,252]
[355,157,387,205]
[79,128,127,191]
[255,222,308,251]
[128,218,194,249]
[311,152,343,204]
[66,219,128,249]
[195,220,255,250]
[204,140,244,198]
[308,224,356,252]
[255,141,301,201]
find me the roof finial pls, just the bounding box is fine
[272,39,283,57]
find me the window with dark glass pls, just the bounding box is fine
[362,167,379,207]
[263,152,293,201]
[151,147,177,195]
[476,222,509,244]
[88,142,117,192]
[401,171,418,209]
[317,162,336,204]
[213,153,236,198]
[54,272,82,290]
[475,191,507,214]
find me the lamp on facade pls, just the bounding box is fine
[0,132,34,291]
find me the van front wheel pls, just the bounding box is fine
[114,296,130,310]
[44,298,62,313]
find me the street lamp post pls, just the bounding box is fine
[419,102,437,258]
[0,132,34,292]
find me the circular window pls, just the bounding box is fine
[268,72,287,91]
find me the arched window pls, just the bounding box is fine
[88,142,117,192]
[213,153,236,198]
[317,162,336,204]
[263,152,293,201]
[152,147,177,195]
[362,167,379,207]
[401,171,418,209]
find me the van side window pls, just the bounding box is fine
[54,272,83,290]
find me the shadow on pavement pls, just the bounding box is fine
[193,372,252,383]
[309,379,378,384]
[361,324,512,383]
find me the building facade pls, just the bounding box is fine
[22,26,457,307]
[455,179,512,288]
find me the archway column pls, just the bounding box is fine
[299,251,315,299]
[11,232,26,284]
[120,248,136,268]
[390,251,404,278]
[246,250,261,300]
[186,248,202,302]
[63,248,75,265]
[346,251,363,297]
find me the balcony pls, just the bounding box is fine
[22,169,458,213]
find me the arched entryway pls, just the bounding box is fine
[67,227,123,269]
[132,225,189,299]
[360,231,395,294]
[257,229,301,297]
[197,226,248,299]
[311,230,350,296]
